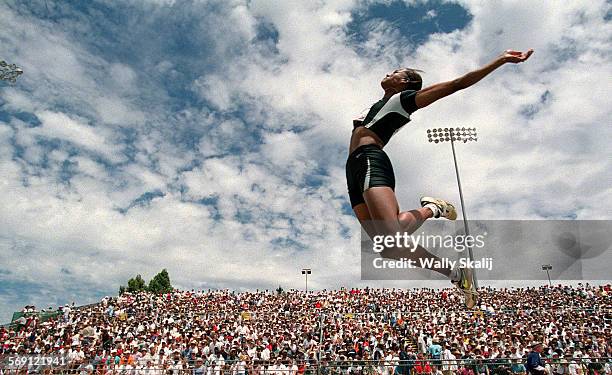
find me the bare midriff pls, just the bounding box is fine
[349,126,384,154]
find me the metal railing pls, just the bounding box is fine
[1,358,610,374]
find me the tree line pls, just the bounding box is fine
[119,269,173,295]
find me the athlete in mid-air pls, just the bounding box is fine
[347,49,533,308]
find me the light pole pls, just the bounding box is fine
[301,268,311,292]
[542,264,552,287]
[0,60,23,83]
[427,127,479,289]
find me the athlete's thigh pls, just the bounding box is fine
[362,186,400,221]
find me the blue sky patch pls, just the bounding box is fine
[347,0,471,47]
[12,111,41,127]
[519,89,552,119]
[271,236,306,251]
[119,190,166,213]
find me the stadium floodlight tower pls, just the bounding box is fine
[301,268,312,293]
[427,127,479,289]
[0,60,23,83]
[542,264,553,287]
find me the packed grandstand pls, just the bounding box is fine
[1,284,610,374]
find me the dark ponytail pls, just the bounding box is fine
[405,69,423,91]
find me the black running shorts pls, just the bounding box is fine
[345,144,395,207]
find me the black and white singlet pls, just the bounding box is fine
[356,90,419,146]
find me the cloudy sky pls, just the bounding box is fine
[0,0,610,321]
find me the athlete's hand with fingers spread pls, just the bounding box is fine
[500,49,534,63]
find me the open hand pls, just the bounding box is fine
[501,49,534,63]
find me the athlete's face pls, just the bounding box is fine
[381,69,410,89]
[380,69,408,89]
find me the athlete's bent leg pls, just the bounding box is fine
[362,186,451,277]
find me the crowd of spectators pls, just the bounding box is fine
[0,284,610,375]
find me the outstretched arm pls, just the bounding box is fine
[414,49,534,109]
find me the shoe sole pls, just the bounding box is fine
[420,196,457,220]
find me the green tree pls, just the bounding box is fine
[148,269,173,293]
[127,274,147,293]
[119,285,126,295]
[276,285,284,294]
